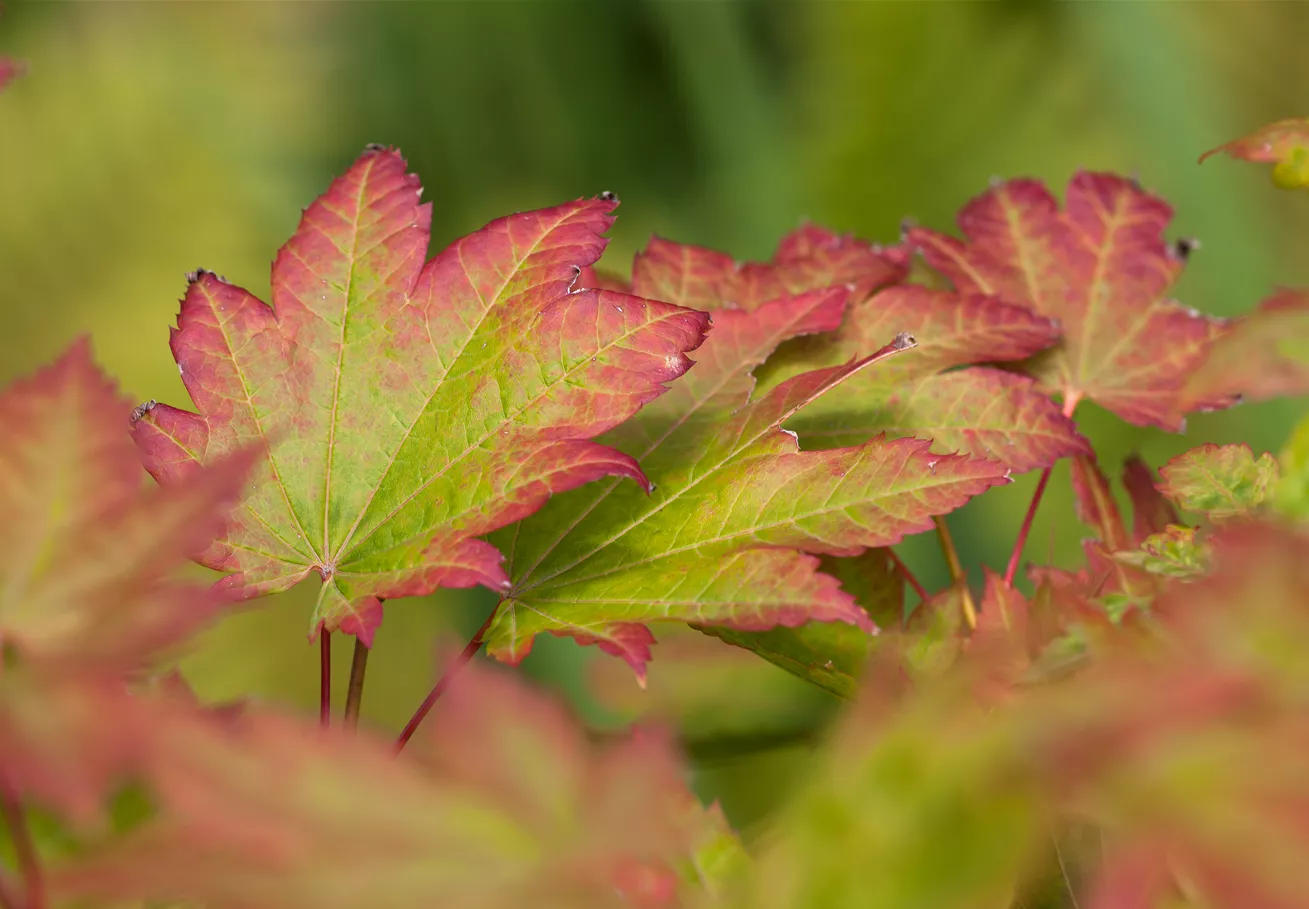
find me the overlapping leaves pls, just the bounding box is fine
[491,229,1011,681]
[131,148,709,642]
[756,282,1088,472]
[908,172,1232,430]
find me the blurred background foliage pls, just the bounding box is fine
[3,0,1308,833]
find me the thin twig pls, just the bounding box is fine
[343,637,370,729]
[0,782,43,909]
[395,610,496,753]
[1004,393,1081,588]
[1004,467,1052,588]
[319,630,332,727]
[933,515,977,629]
[886,548,928,603]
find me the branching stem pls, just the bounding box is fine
[0,783,42,909]
[1004,393,1082,588]
[886,548,928,603]
[933,515,977,629]
[395,609,496,753]
[319,630,332,727]
[343,637,370,729]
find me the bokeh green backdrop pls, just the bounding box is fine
[3,0,1308,830]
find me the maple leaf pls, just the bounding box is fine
[1200,118,1309,190]
[0,340,251,671]
[490,230,1008,682]
[54,661,722,909]
[908,172,1231,430]
[1157,443,1279,520]
[132,148,709,643]
[759,283,1088,472]
[1178,288,1309,414]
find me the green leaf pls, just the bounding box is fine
[1157,443,1279,520]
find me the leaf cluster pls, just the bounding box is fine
[6,119,1309,909]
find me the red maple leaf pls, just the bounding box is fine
[909,173,1231,430]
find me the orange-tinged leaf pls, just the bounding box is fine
[1200,118,1309,190]
[492,229,1006,684]
[54,662,720,909]
[0,340,251,671]
[910,173,1230,430]
[133,148,709,643]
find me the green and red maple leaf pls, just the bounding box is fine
[133,148,710,644]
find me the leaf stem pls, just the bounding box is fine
[886,548,928,603]
[933,515,977,629]
[0,782,43,909]
[343,638,370,729]
[1004,393,1082,588]
[395,609,496,753]
[319,629,332,727]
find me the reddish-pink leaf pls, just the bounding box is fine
[1121,455,1180,544]
[55,662,721,909]
[1179,289,1309,413]
[910,172,1230,430]
[1200,118,1309,190]
[132,148,709,642]
[633,225,907,314]
[0,340,251,671]
[490,233,1005,684]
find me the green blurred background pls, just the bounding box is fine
[3,0,1308,832]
